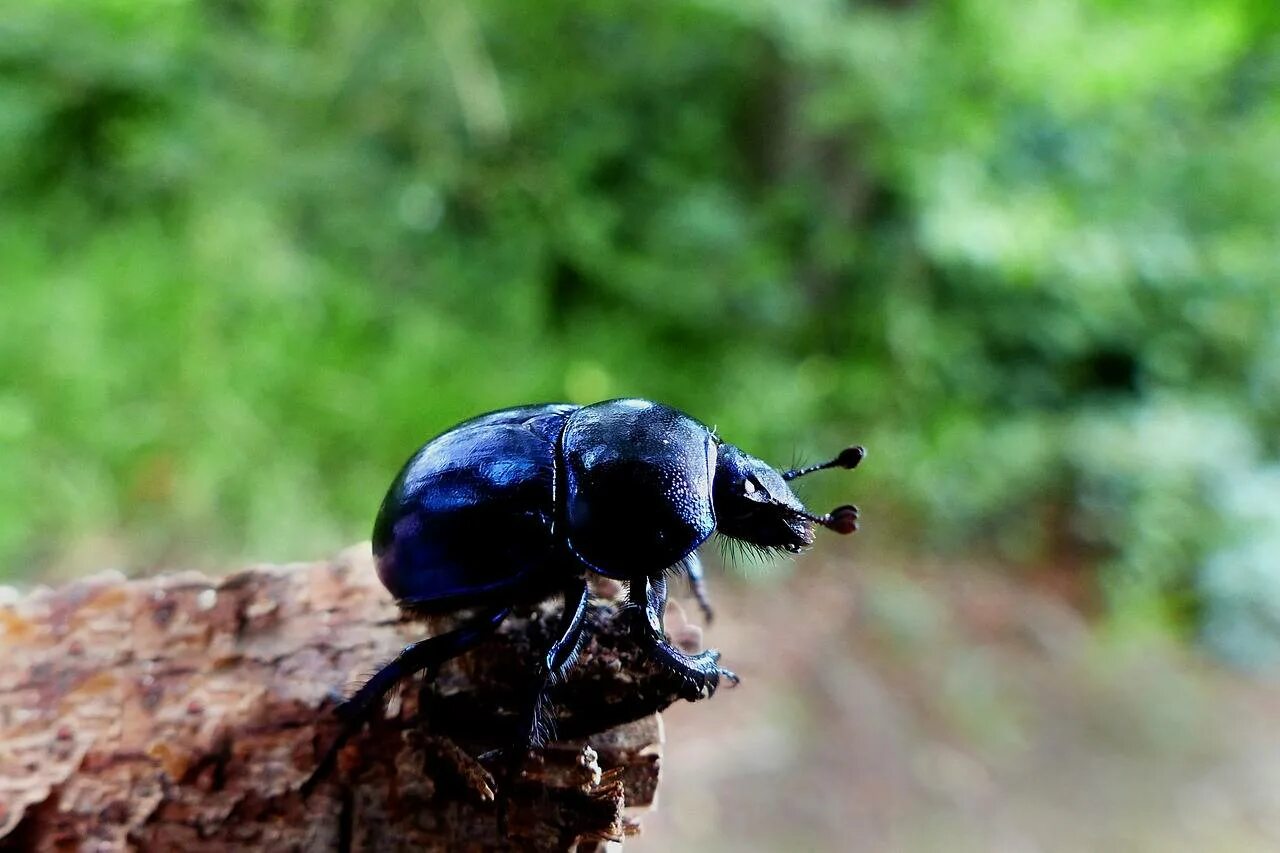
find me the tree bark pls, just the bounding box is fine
[0,546,698,851]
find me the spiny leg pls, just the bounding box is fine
[519,579,591,751]
[546,581,592,683]
[630,574,738,700]
[302,606,511,796]
[488,581,591,832]
[682,552,715,623]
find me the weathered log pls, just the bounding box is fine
[0,546,702,851]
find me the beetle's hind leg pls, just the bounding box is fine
[630,574,738,700]
[301,606,511,797]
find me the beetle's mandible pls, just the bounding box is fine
[307,398,863,791]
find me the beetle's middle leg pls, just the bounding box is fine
[518,579,592,750]
[630,574,738,699]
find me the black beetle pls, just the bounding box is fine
[308,398,862,790]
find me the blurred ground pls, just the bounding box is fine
[634,549,1280,852]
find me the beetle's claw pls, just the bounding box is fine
[689,665,739,700]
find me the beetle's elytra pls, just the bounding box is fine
[308,398,863,791]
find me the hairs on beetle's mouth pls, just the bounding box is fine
[715,534,790,564]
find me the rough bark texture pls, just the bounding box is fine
[0,546,698,851]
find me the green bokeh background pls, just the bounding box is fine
[3,0,1279,669]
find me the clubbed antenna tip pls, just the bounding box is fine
[823,504,860,535]
[835,446,866,470]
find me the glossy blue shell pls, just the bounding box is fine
[561,399,717,578]
[372,404,577,607]
[372,399,718,605]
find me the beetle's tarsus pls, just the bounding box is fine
[673,658,738,700]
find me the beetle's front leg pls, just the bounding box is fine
[629,574,738,700]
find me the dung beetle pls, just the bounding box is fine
[308,398,862,790]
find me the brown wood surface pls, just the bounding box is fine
[0,546,699,851]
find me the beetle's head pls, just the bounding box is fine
[712,443,863,554]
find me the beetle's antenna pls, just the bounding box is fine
[797,504,860,534]
[782,446,865,481]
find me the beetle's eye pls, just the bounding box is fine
[743,478,757,496]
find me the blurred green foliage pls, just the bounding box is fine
[2,0,1278,664]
